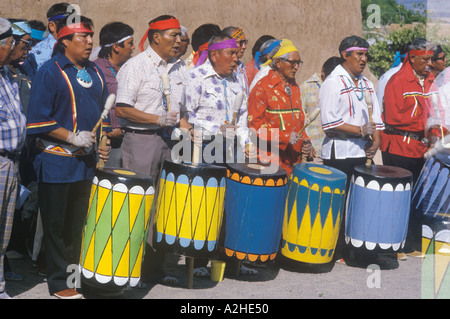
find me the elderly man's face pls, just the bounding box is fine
[155,28,182,61]
[342,50,368,77]
[275,51,301,81]
[410,53,433,78]
[177,34,189,59]
[210,47,239,78]
[0,36,14,66]
[10,34,32,63]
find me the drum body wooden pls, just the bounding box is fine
[223,163,288,263]
[154,160,227,257]
[79,168,154,289]
[281,163,347,264]
[345,165,413,251]
[416,149,450,298]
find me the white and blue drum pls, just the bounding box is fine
[345,165,413,252]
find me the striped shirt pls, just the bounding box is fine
[319,65,384,159]
[0,67,26,154]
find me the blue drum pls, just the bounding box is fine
[281,163,347,264]
[223,163,288,263]
[412,148,450,220]
[414,148,450,298]
[345,165,413,252]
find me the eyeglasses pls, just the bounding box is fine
[237,39,248,47]
[19,38,33,49]
[282,58,303,67]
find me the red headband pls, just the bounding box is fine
[57,23,93,40]
[409,50,434,56]
[139,17,181,52]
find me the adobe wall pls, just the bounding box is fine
[0,0,368,84]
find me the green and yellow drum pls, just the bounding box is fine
[281,163,347,264]
[79,168,154,289]
[154,160,227,257]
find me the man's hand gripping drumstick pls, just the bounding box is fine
[92,93,116,169]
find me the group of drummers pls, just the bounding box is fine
[0,3,449,299]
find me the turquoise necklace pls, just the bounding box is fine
[344,68,364,101]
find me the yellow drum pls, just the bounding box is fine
[154,160,227,257]
[79,168,154,289]
[281,163,347,264]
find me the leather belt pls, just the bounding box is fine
[123,128,161,135]
[384,124,424,141]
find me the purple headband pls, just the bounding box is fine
[196,39,239,67]
[344,46,369,52]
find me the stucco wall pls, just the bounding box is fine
[0,0,367,84]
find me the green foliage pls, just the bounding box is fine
[361,0,427,28]
[367,24,427,78]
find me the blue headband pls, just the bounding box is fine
[254,40,282,69]
[31,28,46,41]
[48,14,67,22]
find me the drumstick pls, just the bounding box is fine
[231,92,244,125]
[97,134,108,169]
[192,127,202,166]
[92,94,116,134]
[364,90,373,167]
[299,108,320,163]
[161,73,171,112]
[298,107,320,136]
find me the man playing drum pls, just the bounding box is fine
[248,39,313,176]
[115,15,185,287]
[319,36,383,187]
[381,38,447,259]
[180,33,255,277]
[26,16,111,299]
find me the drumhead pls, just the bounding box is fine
[354,164,413,184]
[226,162,287,179]
[162,159,227,180]
[95,167,154,188]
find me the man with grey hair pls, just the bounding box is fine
[381,37,446,260]
[0,17,27,299]
[176,25,189,60]
[249,38,281,92]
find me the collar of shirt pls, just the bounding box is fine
[401,58,435,87]
[201,59,237,82]
[332,64,368,84]
[267,69,298,90]
[54,52,98,72]
[145,45,180,72]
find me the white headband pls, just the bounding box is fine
[102,35,133,48]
